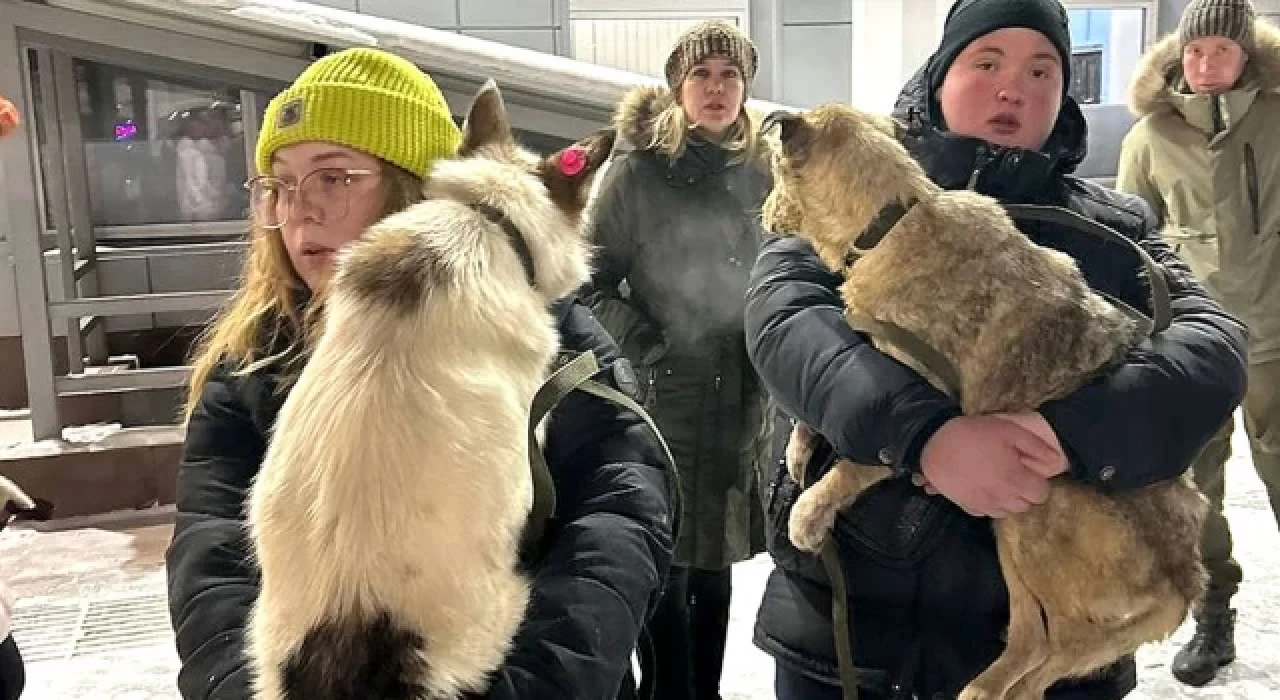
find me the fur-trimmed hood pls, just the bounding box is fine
[610,84,771,166]
[1128,18,1280,117]
[613,85,673,151]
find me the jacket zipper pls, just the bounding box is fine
[966,145,991,190]
[645,367,657,409]
[1245,142,1260,236]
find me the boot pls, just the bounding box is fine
[1172,605,1236,686]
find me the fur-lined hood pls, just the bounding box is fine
[611,85,771,165]
[613,85,672,151]
[1128,19,1280,117]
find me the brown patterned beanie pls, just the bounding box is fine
[1179,0,1256,53]
[664,20,758,90]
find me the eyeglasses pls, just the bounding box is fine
[245,167,377,229]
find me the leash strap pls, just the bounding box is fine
[523,351,681,556]
[1002,204,1172,337]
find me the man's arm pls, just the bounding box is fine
[1040,206,1248,491]
[1115,129,1164,219]
[579,157,667,364]
[744,235,960,471]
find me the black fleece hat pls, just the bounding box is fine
[928,0,1074,95]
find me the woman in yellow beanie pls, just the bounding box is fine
[165,46,673,700]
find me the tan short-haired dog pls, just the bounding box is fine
[244,82,614,700]
[760,103,1208,700]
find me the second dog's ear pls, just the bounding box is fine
[460,79,513,157]
[761,110,811,156]
[537,127,617,218]
[889,118,908,143]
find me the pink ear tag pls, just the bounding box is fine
[559,145,588,177]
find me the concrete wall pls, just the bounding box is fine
[748,0,853,108]
[1254,0,1280,25]
[774,0,853,108]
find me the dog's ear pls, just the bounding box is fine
[459,79,514,156]
[537,128,617,217]
[889,117,909,144]
[761,110,812,158]
[869,114,909,144]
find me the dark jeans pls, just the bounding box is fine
[0,634,23,700]
[636,565,732,700]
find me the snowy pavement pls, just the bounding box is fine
[1,415,1276,699]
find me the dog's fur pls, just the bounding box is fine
[761,104,1209,700]
[244,82,615,700]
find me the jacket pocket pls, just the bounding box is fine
[591,297,668,365]
[774,432,958,567]
[835,478,960,567]
[1245,143,1260,237]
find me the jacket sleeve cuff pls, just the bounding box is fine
[896,404,961,473]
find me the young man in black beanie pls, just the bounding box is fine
[744,0,1248,698]
[1118,0,1280,687]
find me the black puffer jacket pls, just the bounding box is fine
[165,297,675,700]
[744,67,1248,699]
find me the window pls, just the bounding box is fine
[67,59,277,227]
[1065,6,1151,105]
[569,11,747,79]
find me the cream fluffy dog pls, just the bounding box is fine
[244,82,615,700]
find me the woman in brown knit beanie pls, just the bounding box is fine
[580,18,771,700]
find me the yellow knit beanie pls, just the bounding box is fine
[255,47,461,179]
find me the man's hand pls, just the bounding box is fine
[918,413,1066,518]
[993,412,1069,479]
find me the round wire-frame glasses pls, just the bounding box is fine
[244,167,377,230]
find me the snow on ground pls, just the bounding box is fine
[2,416,1275,699]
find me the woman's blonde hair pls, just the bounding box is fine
[183,162,424,420]
[648,94,761,164]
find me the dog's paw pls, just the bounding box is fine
[956,687,996,700]
[788,491,835,553]
[958,681,1022,700]
[785,425,816,484]
[785,442,810,484]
